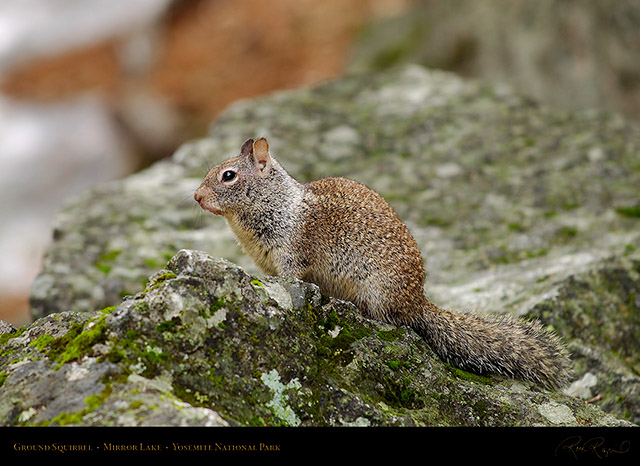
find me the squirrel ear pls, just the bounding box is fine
[252,137,272,174]
[240,138,254,156]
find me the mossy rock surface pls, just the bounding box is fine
[1,250,632,427]
[16,64,640,425]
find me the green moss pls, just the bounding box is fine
[615,204,640,218]
[251,279,264,287]
[129,400,144,410]
[0,372,6,387]
[115,343,165,379]
[95,249,123,275]
[44,318,109,368]
[141,347,168,375]
[198,299,226,319]
[382,375,422,408]
[490,246,549,264]
[85,394,104,410]
[386,360,410,371]
[0,326,26,349]
[99,249,123,262]
[157,319,179,333]
[556,226,578,239]
[473,399,488,417]
[93,311,177,379]
[96,263,112,274]
[207,372,224,389]
[132,301,149,315]
[445,364,494,385]
[43,385,113,426]
[524,248,549,259]
[125,329,141,340]
[144,258,160,268]
[249,416,267,426]
[210,300,225,311]
[421,216,452,228]
[29,334,54,351]
[39,307,118,368]
[377,329,404,342]
[48,411,84,426]
[314,309,371,360]
[105,348,126,365]
[143,272,177,293]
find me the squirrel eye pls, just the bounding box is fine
[221,170,237,182]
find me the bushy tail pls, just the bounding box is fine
[411,300,571,389]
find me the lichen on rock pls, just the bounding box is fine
[0,249,633,426]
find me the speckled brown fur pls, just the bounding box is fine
[194,138,571,389]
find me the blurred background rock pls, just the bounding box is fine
[0,0,414,325]
[1,0,638,326]
[350,0,640,122]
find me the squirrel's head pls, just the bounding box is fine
[194,137,279,216]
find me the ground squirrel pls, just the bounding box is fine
[194,137,571,389]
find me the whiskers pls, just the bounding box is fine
[183,150,222,228]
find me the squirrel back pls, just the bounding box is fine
[194,137,571,389]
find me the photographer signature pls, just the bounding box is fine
[555,436,630,460]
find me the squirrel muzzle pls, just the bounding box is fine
[194,186,223,215]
